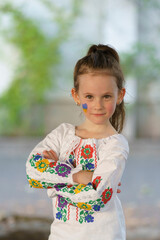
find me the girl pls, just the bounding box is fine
[26,44,129,240]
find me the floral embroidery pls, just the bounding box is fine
[54,183,67,191]
[57,195,68,208]
[78,209,95,223]
[102,187,113,204]
[93,204,101,211]
[74,184,86,194]
[28,179,43,188]
[36,159,49,172]
[56,212,62,220]
[55,164,71,177]
[42,182,55,189]
[60,182,93,195]
[33,153,42,161]
[27,175,55,189]
[29,154,71,178]
[92,176,102,189]
[79,144,95,170]
[85,214,94,223]
[68,151,75,166]
[54,183,113,223]
[56,202,68,222]
[67,185,73,188]
[77,202,92,211]
[85,162,94,170]
[81,145,93,159]
[49,161,57,167]
[28,145,114,225]
[55,199,95,224]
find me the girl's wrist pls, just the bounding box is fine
[72,172,77,183]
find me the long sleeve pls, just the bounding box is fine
[47,135,129,212]
[26,124,82,188]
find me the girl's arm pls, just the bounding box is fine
[26,125,82,188]
[73,170,122,193]
[47,136,129,212]
[43,149,122,193]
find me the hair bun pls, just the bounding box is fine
[87,44,119,63]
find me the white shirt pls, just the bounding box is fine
[26,123,129,240]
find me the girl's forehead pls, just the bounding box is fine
[78,73,118,92]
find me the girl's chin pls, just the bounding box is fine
[87,118,109,126]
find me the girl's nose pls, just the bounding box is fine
[94,99,103,110]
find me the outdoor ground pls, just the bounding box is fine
[0,137,160,240]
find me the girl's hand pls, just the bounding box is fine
[73,171,122,193]
[43,150,58,161]
[73,170,93,185]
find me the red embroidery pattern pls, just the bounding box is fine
[92,176,102,189]
[76,139,82,165]
[49,161,57,167]
[81,145,94,159]
[67,204,71,220]
[64,140,79,162]
[76,207,79,221]
[102,188,113,204]
[93,143,98,168]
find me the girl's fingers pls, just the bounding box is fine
[49,150,58,161]
[43,150,51,159]
[117,189,121,193]
[43,150,58,161]
[117,182,121,193]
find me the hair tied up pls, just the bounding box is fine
[87,44,120,63]
[73,43,125,132]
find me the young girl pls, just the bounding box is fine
[26,44,129,240]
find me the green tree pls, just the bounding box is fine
[0,1,81,135]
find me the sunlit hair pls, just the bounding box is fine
[73,44,125,133]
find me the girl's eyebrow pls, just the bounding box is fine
[102,92,113,95]
[83,92,113,95]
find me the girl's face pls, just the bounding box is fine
[72,73,125,126]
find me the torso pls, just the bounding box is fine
[48,123,127,240]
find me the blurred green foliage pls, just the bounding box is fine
[0,1,81,135]
[121,0,160,92]
[121,0,160,137]
[121,42,160,90]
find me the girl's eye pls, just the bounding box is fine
[86,95,93,99]
[104,95,111,99]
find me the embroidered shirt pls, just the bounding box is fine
[26,123,129,240]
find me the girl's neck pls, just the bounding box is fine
[75,119,117,139]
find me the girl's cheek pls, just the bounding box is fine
[107,104,116,115]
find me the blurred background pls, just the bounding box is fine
[0,0,160,239]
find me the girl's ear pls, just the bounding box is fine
[117,88,126,105]
[71,88,80,105]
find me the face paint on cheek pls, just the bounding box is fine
[82,103,88,113]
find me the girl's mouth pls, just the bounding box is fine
[92,113,106,116]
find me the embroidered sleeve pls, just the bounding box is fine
[26,124,82,187]
[47,137,129,212]
[26,153,82,187]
